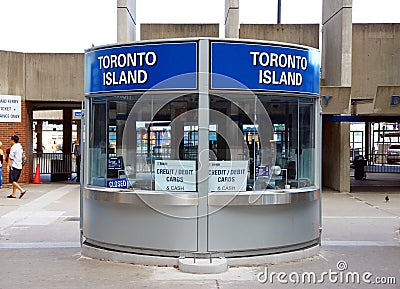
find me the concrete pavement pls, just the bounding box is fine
[0,182,399,288]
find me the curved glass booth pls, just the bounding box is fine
[82,38,321,269]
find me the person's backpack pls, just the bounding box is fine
[22,150,27,166]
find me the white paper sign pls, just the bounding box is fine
[209,161,248,192]
[0,95,21,122]
[155,160,196,192]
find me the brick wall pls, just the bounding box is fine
[0,100,33,183]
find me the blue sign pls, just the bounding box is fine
[74,111,82,117]
[211,42,320,94]
[107,178,128,189]
[108,156,123,170]
[85,42,197,94]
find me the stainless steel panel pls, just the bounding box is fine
[208,188,319,206]
[83,197,197,252]
[83,186,198,206]
[208,199,320,252]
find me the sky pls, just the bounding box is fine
[0,0,399,53]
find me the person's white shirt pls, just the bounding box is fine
[9,143,23,169]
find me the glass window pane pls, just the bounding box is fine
[88,94,199,191]
[298,99,315,187]
[88,99,107,186]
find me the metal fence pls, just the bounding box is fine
[32,153,76,175]
[365,153,400,173]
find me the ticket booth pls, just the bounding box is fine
[82,38,321,271]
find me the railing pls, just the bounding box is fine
[362,152,400,173]
[32,153,76,174]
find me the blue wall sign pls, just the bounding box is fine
[85,42,197,94]
[211,42,320,94]
[107,178,128,189]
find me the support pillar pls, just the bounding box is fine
[63,108,73,155]
[321,0,353,192]
[117,0,136,42]
[62,108,73,181]
[77,120,81,143]
[322,120,350,192]
[365,122,370,162]
[36,120,43,154]
[225,0,239,38]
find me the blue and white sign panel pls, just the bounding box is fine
[85,42,197,94]
[211,42,320,94]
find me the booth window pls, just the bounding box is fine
[88,94,199,191]
[88,93,315,190]
[89,98,107,186]
[209,93,316,190]
[258,95,315,189]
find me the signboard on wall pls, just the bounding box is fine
[211,42,320,94]
[209,161,248,192]
[0,95,21,122]
[155,160,196,192]
[85,42,198,94]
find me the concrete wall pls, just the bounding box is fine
[352,24,400,100]
[239,24,319,49]
[140,24,219,40]
[25,53,84,102]
[0,51,25,97]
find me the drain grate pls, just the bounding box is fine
[64,217,80,222]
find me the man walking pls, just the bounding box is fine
[7,135,26,199]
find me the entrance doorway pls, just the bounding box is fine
[350,121,400,188]
[32,109,81,181]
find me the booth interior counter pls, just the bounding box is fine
[81,38,322,268]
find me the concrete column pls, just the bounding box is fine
[365,122,370,161]
[63,108,73,180]
[321,0,352,192]
[322,121,350,192]
[225,0,239,38]
[77,120,81,143]
[36,120,43,154]
[63,108,73,154]
[322,0,352,86]
[117,0,136,42]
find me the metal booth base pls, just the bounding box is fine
[81,242,320,274]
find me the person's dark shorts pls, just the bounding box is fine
[9,167,21,183]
